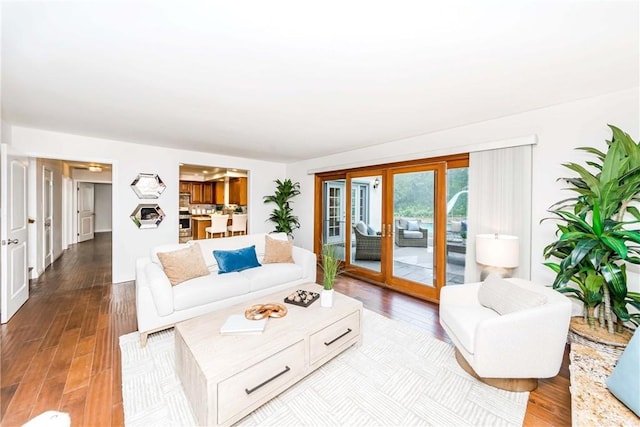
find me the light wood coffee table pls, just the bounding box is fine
[174,283,363,426]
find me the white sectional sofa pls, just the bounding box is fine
[135,232,317,346]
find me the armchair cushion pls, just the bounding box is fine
[407,220,420,231]
[355,221,368,235]
[478,274,548,315]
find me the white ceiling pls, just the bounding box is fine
[3,1,639,162]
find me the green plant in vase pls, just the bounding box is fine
[320,243,343,291]
[543,125,640,336]
[263,179,301,237]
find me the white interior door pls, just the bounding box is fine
[1,144,29,323]
[77,182,95,243]
[44,167,53,267]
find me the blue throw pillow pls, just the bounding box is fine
[213,245,261,274]
[366,225,377,236]
[606,329,640,416]
[407,220,420,231]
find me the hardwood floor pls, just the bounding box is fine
[0,233,571,426]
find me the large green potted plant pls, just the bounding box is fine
[543,125,640,340]
[263,179,301,237]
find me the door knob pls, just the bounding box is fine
[2,239,19,245]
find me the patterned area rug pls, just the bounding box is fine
[120,309,528,426]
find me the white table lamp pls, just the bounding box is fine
[476,234,519,280]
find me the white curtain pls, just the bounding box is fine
[464,145,532,282]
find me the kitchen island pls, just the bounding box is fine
[191,216,212,240]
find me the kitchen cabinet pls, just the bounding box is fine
[180,181,192,193]
[203,183,215,204]
[229,178,247,205]
[190,182,216,204]
[215,181,225,204]
[191,182,204,204]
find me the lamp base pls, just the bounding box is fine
[479,265,515,281]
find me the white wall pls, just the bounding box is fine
[9,127,287,283]
[94,183,112,232]
[286,88,640,292]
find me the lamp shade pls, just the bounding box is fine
[475,234,519,268]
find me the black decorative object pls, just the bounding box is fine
[284,289,319,307]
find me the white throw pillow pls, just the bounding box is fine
[478,274,547,315]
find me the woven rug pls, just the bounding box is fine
[120,309,528,426]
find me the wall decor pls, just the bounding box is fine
[131,204,165,229]
[131,173,166,199]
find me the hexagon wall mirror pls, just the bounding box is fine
[130,173,166,199]
[130,204,166,229]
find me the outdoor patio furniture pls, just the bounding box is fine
[446,220,467,256]
[353,221,381,260]
[395,218,428,247]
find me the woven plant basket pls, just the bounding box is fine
[568,317,633,359]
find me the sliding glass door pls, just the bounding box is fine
[386,164,445,300]
[316,155,468,303]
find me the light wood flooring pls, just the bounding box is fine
[0,232,570,426]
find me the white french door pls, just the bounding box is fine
[77,182,95,243]
[43,167,53,268]
[323,180,345,246]
[1,144,29,323]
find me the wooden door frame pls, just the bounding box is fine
[314,153,469,303]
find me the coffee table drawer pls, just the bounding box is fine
[310,311,360,365]
[217,340,305,424]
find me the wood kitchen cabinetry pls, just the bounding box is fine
[228,178,247,205]
[190,183,203,203]
[189,182,216,204]
[214,181,225,204]
[180,181,192,193]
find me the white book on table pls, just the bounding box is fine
[220,314,268,335]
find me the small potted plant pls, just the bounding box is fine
[319,244,343,307]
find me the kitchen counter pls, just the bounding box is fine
[191,216,211,240]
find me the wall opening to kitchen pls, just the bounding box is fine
[179,164,248,242]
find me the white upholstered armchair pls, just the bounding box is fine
[439,276,572,391]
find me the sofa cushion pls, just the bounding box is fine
[478,274,548,315]
[407,220,420,231]
[213,245,262,274]
[240,263,304,292]
[156,243,210,286]
[172,273,251,311]
[397,218,408,229]
[402,230,424,239]
[366,225,377,236]
[355,221,368,235]
[151,243,190,265]
[262,235,294,264]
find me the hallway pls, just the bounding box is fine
[0,232,136,426]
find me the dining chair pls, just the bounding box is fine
[205,214,229,238]
[227,213,247,236]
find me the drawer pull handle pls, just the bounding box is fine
[245,365,291,395]
[324,328,352,346]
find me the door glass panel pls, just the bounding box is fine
[349,175,382,273]
[446,167,468,285]
[392,170,435,287]
[322,180,346,262]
